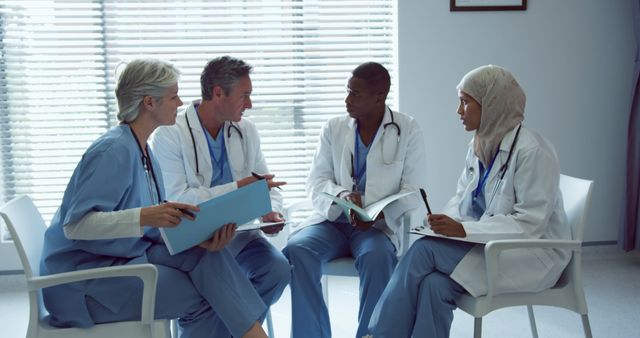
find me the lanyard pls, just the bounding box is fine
[128,125,162,204]
[473,150,499,199]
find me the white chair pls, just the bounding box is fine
[455,174,594,338]
[283,199,414,305]
[0,195,172,338]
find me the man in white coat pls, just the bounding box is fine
[282,62,427,338]
[149,56,290,337]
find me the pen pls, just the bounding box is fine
[163,200,196,218]
[251,171,283,190]
[419,188,433,215]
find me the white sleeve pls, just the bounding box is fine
[441,146,476,220]
[63,208,143,240]
[307,121,351,219]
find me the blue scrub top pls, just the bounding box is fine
[336,132,371,223]
[40,124,165,327]
[203,125,234,186]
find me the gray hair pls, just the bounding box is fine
[115,59,180,123]
[201,56,252,100]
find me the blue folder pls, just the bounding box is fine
[160,180,272,255]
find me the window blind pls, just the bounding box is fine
[0,0,397,227]
[1,1,108,222]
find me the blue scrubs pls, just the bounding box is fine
[367,238,473,338]
[203,124,291,336]
[283,132,396,338]
[40,124,265,338]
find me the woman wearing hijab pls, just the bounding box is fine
[366,65,571,338]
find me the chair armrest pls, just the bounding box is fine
[29,264,158,324]
[283,199,314,221]
[483,239,581,300]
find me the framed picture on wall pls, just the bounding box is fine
[450,0,527,11]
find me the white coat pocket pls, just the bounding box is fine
[487,195,515,216]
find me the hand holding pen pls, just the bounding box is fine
[420,188,466,237]
[237,172,286,190]
[140,201,199,228]
[419,188,432,215]
[251,172,286,190]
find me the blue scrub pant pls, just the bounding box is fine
[235,237,291,323]
[367,237,474,338]
[186,237,291,337]
[283,221,397,338]
[86,242,276,338]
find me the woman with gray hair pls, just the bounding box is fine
[366,65,571,338]
[40,58,270,338]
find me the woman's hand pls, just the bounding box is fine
[427,214,467,238]
[199,223,236,251]
[140,202,199,228]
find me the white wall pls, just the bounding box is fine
[398,0,636,243]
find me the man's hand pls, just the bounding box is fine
[140,202,199,228]
[237,173,287,190]
[199,223,236,251]
[342,191,363,207]
[427,214,466,238]
[260,211,285,235]
[349,210,384,231]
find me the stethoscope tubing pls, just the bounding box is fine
[350,108,402,188]
[185,112,243,177]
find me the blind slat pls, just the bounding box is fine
[0,0,397,226]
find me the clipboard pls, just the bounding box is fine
[160,180,271,254]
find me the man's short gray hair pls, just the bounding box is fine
[200,56,252,100]
[115,59,180,123]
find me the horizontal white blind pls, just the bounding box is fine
[0,1,109,222]
[102,0,398,206]
[0,0,397,227]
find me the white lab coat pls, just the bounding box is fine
[149,101,283,255]
[442,125,571,297]
[295,108,427,253]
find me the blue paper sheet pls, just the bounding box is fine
[160,180,272,255]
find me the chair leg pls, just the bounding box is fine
[171,319,179,338]
[266,309,275,338]
[527,305,539,338]
[322,274,329,306]
[581,314,593,338]
[473,317,482,338]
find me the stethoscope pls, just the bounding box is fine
[482,123,523,212]
[380,108,401,165]
[350,107,402,190]
[185,111,245,183]
[129,125,163,204]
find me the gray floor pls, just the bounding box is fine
[1,245,638,338]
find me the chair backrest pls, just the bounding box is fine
[558,174,594,242]
[0,195,47,279]
[554,175,594,292]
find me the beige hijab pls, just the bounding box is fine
[457,65,525,166]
